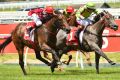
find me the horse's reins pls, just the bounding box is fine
[85,12,109,37]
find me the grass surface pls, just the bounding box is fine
[0,52,120,80]
[0,64,120,80]
[1,52,120,64]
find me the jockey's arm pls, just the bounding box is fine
[75,7,85,20]
[70,9,77,16]
[94,9,101,15]
[75,7,85,29]
[89,9,101,23]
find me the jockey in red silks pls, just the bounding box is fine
[63,6,75,22]
[24,6,54,40]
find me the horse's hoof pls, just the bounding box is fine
[51,65,55,73]
[50,61,57,73]
[48,63,51,66]
[88,63,92,66]
[110,61,116,65]
[24,72,27,75]
[111,62,116,65]
[66,62,69,65]
[96,71,99,74]
[62,61,67,64]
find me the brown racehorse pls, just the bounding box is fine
[0,10,69,75]
[56,12,92,66]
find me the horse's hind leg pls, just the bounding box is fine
[35,50,51,66]
[82,52,92,66]
[60,46,72,65]
[17,48,27,75]
[66,53,72,65]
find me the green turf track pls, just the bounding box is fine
[0,64,120,80]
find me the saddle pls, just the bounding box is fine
[24,22,36,41]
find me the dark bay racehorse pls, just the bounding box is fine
[56,11,118,73]
[0,10,69,75]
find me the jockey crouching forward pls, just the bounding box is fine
[24,6,54,40]
[61,6,76,33]
[75,2,99,33]
[63,6,75,22]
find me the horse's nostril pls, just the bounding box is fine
[114,25,118,30]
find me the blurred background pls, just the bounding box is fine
[0,0,120,71]
[0,1,120,79]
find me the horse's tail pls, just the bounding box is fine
[0,36,12,53]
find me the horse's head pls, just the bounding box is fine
[94,11,118,31]
[53,10,70,30]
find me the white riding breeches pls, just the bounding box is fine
[31,13,42,26]
[77,19,92,27]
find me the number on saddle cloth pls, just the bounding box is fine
[24,22,36,41]
[66,27,79,45]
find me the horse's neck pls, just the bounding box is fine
[44,17,59,35]
[90,19,105,35]
[45,17,55,27]
[68,15,76,26]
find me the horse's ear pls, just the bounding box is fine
[53,11,57,16]
[103,10,109,14]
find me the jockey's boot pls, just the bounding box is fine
[24,27,33,40]
[75,28,82,39]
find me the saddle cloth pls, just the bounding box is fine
[26,21,36,28]
[25,22,35,42]
[66,27,78,45]
[66,26,86,46]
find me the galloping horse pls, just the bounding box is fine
[56,12,91,66]
[0,10,69,75]
[56,11,118,73]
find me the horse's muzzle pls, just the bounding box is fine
[113,25,118,31]
[111,24,118,31]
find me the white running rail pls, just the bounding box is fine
[0,8,120,24]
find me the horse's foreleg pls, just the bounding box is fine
[18,49,27,75]
[35,50,51,66]
[95,52,100,74]
[92,43,116,73]
[41,43,60,62]
[92,43,115,64]
[82,51,92,66]
[40,43,61,72]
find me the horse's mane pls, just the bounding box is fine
[53,10,66,28]
[94,11,105,22]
